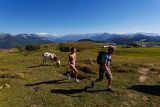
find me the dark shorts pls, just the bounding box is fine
[98,67,112,80]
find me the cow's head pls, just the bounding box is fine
[53,57,61,66]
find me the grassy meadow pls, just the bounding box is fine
[0,41,159,107]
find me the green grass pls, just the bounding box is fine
[116,47,160,57]
[0,42,159,107]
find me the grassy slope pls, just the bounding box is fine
[0,42,159,107]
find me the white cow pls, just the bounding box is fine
[103,45,109,48]
[42,52,61,66]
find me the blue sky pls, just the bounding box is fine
[0,0,160,35]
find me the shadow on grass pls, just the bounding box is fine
[27,64,52,68]
[129,85,160,96]
[25,79,70,86]
[50,86,110,95]
[10,51,22,53]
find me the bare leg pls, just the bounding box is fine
[108,79,112,89]
[70,64,79,83]
[106,73,114,92]
[67,70,72,80]
[107,72,112,89]
[91,70,103,87]
[70,65,78,78]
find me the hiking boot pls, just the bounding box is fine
[106,88,114,92]
[91,81,95,87]
[75,79,79,83]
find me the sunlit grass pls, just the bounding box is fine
[0,42,159,107]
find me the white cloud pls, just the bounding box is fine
[36,32,67,37]
[36,32,48,36]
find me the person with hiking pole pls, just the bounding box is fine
[67,47,79,83]
[91,46,115,92]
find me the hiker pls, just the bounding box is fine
[91,46,115,92]
[67,47,79,83]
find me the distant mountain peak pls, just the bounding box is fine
[0,33,51,49]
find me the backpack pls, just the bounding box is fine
[96,51,106,65]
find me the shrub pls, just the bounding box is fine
[130,43,139,47]
[75,64,95,74]
[0,72,24,78]
[59,43,83,52]
[25,44,40,51]
[77,73,91,79]
[59,43,70,52]
[76,48,83,52]
[83,59,93,65]
[42,45,49,49]
[80,65,95,74]
[16,45,24,52]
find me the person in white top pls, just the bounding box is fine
[92,46,115,92]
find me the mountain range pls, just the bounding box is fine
[0,33,51,49]
[0,32,160,49]
[39,32,160,44]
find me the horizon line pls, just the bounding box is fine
[1,31,160,36]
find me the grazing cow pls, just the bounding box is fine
[42,52,61,66]
[103,45,109,48]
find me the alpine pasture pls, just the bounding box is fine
[0,41,159,107]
